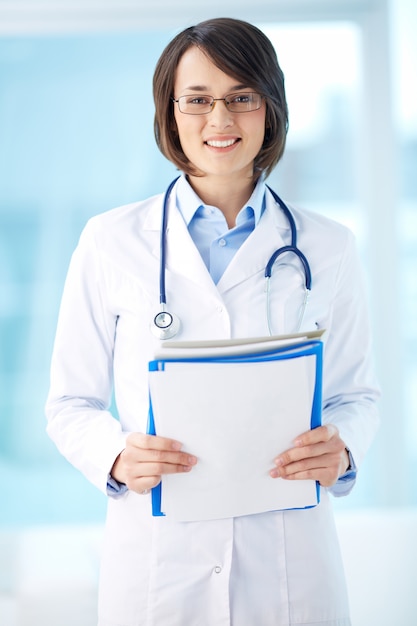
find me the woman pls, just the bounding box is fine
[46,17,379,626]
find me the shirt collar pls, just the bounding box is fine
[175,173,266,227]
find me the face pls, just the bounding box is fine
[173,46,266,183]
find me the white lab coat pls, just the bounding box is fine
[46,182,380,626]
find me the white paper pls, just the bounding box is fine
[155,328,325,360]
[148,351,319,521]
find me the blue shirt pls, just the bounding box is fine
[175,174,266,283]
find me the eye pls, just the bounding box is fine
[229,93,252,104]
[185,95,212,106]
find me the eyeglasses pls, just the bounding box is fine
[172,92,264,115]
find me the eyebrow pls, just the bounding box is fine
[182,84,249,92]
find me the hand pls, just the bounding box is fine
[270,424,350,487]
[111,433,197,495]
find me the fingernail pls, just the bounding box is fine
[187,455,197,465]
[270,468,279,478]
[171,441,182,451]
[275,457,283,467]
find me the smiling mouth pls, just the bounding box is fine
[205,138,240,148]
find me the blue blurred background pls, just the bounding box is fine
[0,28,178,525]
[0,1,416,624]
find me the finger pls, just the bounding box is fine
[271,466,330,484]
[274,440,333,468]
[124,433,197,468]
[293,424,338,447]
[128,474,161,495]
[135,461,195,477]
[125,459,196,494]
[271,464,319,480]
[127,432,183,452]
[274,451,335,475]
[126,445,197,468]
[271,463,341,487]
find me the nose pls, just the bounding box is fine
[211,98,228,110]
[209,99,233,126]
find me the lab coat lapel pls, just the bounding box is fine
[217,191,292,293]
[145,191,218,295]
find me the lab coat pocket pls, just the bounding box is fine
[147,518,232,626]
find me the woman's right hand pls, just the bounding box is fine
[110,433,197,495]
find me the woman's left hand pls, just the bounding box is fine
[270,424,350,487]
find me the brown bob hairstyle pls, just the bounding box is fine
[153,17,289,180]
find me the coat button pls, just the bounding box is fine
[214,566,222,574]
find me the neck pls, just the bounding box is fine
[187,174,256,229]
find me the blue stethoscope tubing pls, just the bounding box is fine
[151,176,312,339]
[263,185,312,335]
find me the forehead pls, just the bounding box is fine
[174,46,245,94]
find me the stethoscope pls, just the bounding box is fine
[151,176,312,340]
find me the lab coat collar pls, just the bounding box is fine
[142,180,217,294]
[216,187,293,293]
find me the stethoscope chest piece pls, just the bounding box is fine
[151,308,181,340]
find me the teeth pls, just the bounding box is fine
[206,139,236,148]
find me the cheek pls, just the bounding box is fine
[251,128,267,158]
[174,111,199,138]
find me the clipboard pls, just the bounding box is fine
[147,333,323,521]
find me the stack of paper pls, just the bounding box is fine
[147,331,323,521]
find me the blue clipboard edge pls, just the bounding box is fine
[147,339,323,517]
[147,394,165,516]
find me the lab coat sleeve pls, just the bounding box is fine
[45,220,129,495]
[322,229,380,497]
